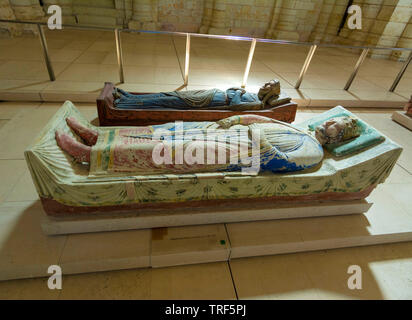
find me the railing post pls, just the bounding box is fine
[344,48,369,91]
[241,38,257,88]
[390,51,412,92]
[295,44,317,89]
[37,24,55,81]
[115,28,125,83]
[184,33,191,86]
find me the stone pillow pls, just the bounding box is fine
[309,114,385,157]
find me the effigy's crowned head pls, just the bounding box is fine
[258,79,280,100]
[315,116,360,146]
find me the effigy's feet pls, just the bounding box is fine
[55,130,91,163]
[66,117,98,146]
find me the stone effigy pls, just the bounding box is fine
[113,80,290,111]
[55,113,324,176]
[25,101,402,216]
[97,82,297,126]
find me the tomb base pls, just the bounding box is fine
[392,111,412,130]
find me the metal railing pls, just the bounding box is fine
[1,18,412,92]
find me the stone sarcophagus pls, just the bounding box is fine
[25,101,402,217]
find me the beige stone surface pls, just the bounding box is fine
[0,120,7,130]
[0,276,61,300]
[0,0,412,300]
[1,0,412,58]
[0,102,39,119]
[226,183,412,258]
[0,82,411,299]
[56,262,236,300]
[0,30,410,108]
[229,242,412,300]
[60,229,151,275]
[151,224,230,268]
[0,160,27,203]
[0,201,67,281]
[5,169,38,202]
[0,103,60,159]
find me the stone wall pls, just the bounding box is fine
[1,0,411,60]
[2,0,45,34]
[0,0,23,36]
[336,0,412,60]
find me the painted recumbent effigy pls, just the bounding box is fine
[25,101,402,217]
[97,80,297,126]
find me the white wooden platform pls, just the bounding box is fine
[1,193,412,281]
[392,111,412,130]
[41,200,373,235]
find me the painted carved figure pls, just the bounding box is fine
[56,115,324,175]
[25,102,401,215]
[315,116,360,145]
[113,79,291,111]
[56,114,362,176]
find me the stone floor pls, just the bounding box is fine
[0,29,410,107]
[0,28,411,300]
[0,100,411,299]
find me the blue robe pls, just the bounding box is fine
[114,88,260,110]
